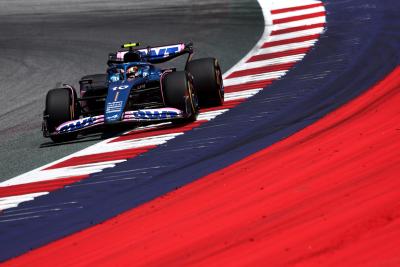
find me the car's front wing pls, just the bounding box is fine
[51,108,184,136]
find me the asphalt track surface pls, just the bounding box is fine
[0,0,263,181]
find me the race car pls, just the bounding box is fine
[42,42,224,142]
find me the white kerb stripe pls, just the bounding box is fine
[1,160,125,187]
[269,28,324,42]
[271,16,326,30]
[197,109,229,121]
[258,40,317,55]
[224,70,288,87]
[271,6,325,21]
[234,54,306,71]
[224,89,263,101]
[269,0,321,11]
[74,133,184,156]
[0,192,49,211]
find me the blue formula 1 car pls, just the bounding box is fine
[42,42,224,142]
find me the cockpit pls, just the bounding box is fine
[108,63,151,82]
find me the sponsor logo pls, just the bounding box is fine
[139,45,181,58]
[106,101,123,113]
[106,114,120,121]
[59,117,96,133]
[116,51,126,60]
[132,110,178,120]
[116,44,183,60]
[111,85,129,91]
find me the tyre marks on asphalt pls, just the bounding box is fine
[0,0,325,213]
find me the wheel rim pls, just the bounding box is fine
[214,62,224,103]
[187,80,199,117]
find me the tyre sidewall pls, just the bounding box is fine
[163,71,198,121]
[186,57,224,107]
[45,88,78,142]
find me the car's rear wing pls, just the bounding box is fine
[107,42,193,65]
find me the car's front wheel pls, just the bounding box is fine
[45,88,78,142]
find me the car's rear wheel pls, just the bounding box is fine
[163,71,199,122]
[45,88,78,143]
[186,57,224,107]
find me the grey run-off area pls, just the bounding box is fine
[0,0,263,181]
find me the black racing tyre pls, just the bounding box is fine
[163,71,199,122]
[45,88,78,142]
[186,57,224,107]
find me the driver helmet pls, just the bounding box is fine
[127,66,139,78]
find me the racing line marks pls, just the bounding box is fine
[0,0,325,212]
